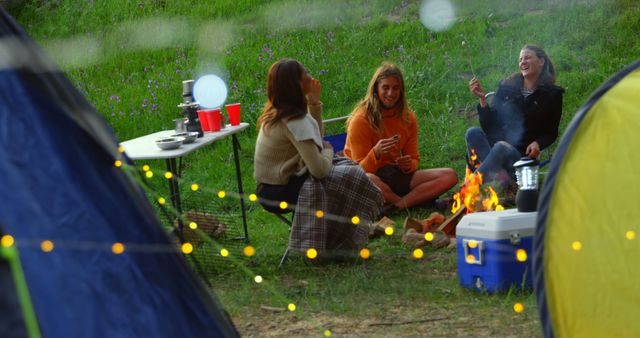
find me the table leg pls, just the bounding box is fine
[232,134,249,242]
[166,158,183,236]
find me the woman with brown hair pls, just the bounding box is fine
[466,45,564,190]
[344,62,458,215]
[254,58,382,258]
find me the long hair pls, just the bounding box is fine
[505,44,557,87]
[257,58,308,130]
[347,62,411,133]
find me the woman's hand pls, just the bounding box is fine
[322,140,333,150]
[395,154,413,172]
[374,136,399,161]
[468,77,488,107]
[526,141,540,159]
[307,78,322,106]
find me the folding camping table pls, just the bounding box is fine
[120,123,250,241]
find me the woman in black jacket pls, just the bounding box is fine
[466,44,564,189]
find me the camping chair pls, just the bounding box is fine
[262,115,350,269]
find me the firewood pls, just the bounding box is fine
[436,205,466,236]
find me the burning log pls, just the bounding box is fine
[436,205,467,236]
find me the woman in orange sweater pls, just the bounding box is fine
[344,62,457,214]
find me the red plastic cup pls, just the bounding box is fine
[197,110,210,131]
[206,108,222,132]
[226,103,241,126]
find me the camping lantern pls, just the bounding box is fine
[513,157,539,212]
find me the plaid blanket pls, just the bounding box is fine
[289,157,383,256]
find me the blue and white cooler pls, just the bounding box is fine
[456,209,536,293]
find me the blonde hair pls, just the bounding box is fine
[347,62,411,133]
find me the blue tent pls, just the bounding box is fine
[0,7,238,338]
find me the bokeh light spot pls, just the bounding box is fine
[243,245,256,257]
[315,210,324,218]
[413,248,424,259]
[424,232,434,242]
[351,216,360,224]
[114,160,122,167]
[249,193,257,202]
[112,242,125,254]
[468,240,478,248]
[513,303,524,313]
[254,275,263,283]
[164,172,173,179]
[572,241,582,251]
[218,191,226,198]
[359,248,371,260]
[466,254,475,264]
[189,222,198,229]
[191,183,199,191]
[117,146,125,153]
[279,201,288,210]
[145,171,153,178]
[158,197,166,205]
[1,235,15,247]
[626,230,636,240]
[324,329,332,337]
[288,303,296,312]
[384,227,394,236]
[142,164,150,172]
[419,0,456,32]
[516,249,528,262]
[220,248,229,257]
[181,243,193,254]
[41,240,54,252]
[306,248,318,259]
[193,74,228,109]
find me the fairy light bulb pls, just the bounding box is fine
[315,210,324,218]
[626,230,636,240]
[359,248,371,260]
[142,164,150,172]
[112,242,125,254]
[513,303,524,313]
[413,248,424,259]
[117,146,125,153]
[243,245,256,257]
[191,183,199,191]
[41,240,54,252]
[218,191,226,198]
[254,275,263,283]
[571,241,582,251]
[158,197,166,205]
[145,171,153,178]
[306,248,318,259]
[424,232,434,242]
[279,201,288,210]
[189,222,197,229]
[288,303,296,312]
[384,227,394,236]
[468,240,478,248]
[249,194,257,202]
[114,160,122,167]
[351,216,360,224]
[516,249,527,262]
[181,243,193,254]
[1,235,14,247]
[220,248,229,257]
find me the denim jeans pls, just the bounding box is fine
[465,127,521,187]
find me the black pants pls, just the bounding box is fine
[256,174,309,214]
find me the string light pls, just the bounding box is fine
[112,242,125,254]
[41,240,54,252]
[384,227,394,236]
[324,329,332,337]
[254,275,263,283]
[466,254,475,264]
[145,171,153,178]
[220,248,229,257]
[516,249,527,262]
[306,248,318,259]
[359,248,371,260]
[315,210,324,218]
[351,216,360,224]
[468,240,478,248]
[279,201,288,210]
[243,245,256,257]
[1,235,15,247]
[424,232,434,242]
[626,230,636,240]
[191,183,199,191]
[571,241,582,251]
[218,191,226,198]
[117,146,125,153]
[158,197,166,205]
[114,160,122,167]
[164,172,173,179]
[288,303,296,312]
[142,164,150,171]
[513,303,524,313]
[181,243,193,254]
[413,248,424,259]
[189,222,197,230]
[249,193,257,202]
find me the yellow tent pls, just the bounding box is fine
[534,60,640,337]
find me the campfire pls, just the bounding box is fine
[451,168,505,214]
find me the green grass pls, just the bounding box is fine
[9,0,640,335]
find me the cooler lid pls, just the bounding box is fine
[456,209,537,240]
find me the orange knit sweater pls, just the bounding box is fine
[344,108,420,174]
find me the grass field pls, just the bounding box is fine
[9,0,640,336]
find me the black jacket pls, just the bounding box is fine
[477,76,564,155]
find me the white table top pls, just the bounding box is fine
[120,123,249,160]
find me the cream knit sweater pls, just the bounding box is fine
[254,104,334,185]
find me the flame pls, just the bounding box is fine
[451,168,504,214]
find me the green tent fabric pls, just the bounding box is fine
[534,60,640,337]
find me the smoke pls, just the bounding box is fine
[419,0,456,32]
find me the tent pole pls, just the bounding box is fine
[0,245,42,338]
